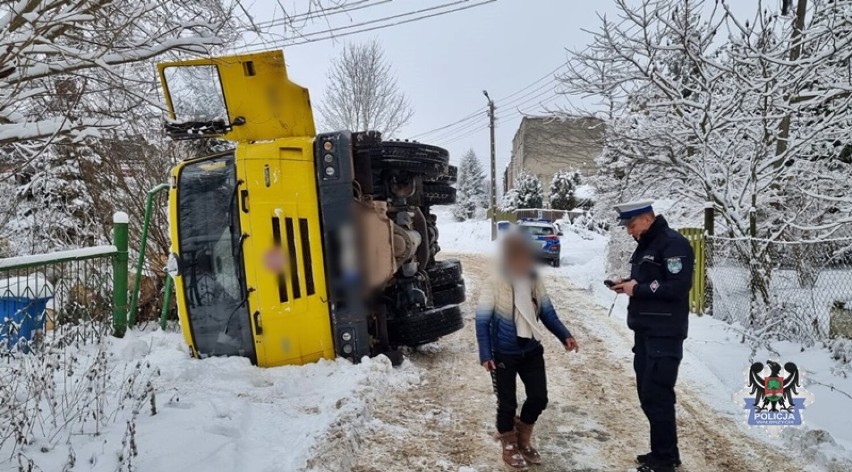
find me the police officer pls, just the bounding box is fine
[609,201,694,472]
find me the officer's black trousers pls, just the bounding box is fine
[633,334,682,464]
[491,344,548,433]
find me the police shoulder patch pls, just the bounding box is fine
[666,257,683,274]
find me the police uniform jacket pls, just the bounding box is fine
[627,216,694,339]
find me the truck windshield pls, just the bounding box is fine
[176,153,255,361]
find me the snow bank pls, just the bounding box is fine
[432,207,498,255]
[2,330,419,472]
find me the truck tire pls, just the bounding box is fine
[374,158,445,178]
[432,281,466,307]
[426,259,463,288]
[387,304,464,347]
[373,142,449,178]
[383,141,449,166]
[422,183,456,206]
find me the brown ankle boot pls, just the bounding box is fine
[514,417,542,465]
[497,431,528,469]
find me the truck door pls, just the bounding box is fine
[236,139,334,366]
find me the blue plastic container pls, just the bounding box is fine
[0,296,51,352]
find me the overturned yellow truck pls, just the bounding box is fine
[159,51,464,367]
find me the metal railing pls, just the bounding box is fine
[0,213,129,348]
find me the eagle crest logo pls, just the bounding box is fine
[737,360,813,432]
[748,361,799,412]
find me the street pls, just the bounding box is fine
[313,253,815,472]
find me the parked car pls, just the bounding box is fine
[497,220,513,233]
[517,220,561,267]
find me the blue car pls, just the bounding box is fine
[517,220,561,267]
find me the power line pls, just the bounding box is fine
[279,0,477,40]
[255,0,392,30]
[430,88,560,145]
[434,91,564,147]
[287,0,497,46]
[238,0,496,50]
[495,63,564,102]
[407,62,566,142]
[428,110,490,142]
[499,77,559,109]
[408,107,485,139]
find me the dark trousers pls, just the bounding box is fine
[633,334,682,464]
[491,344,548,433]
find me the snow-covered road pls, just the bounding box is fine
[311,253,825,472]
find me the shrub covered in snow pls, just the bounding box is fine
[501,172,542,212]
[549,169,582,210]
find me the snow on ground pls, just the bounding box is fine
[1,330,420,472]
[551,219,852,467]
[433,207,497,255]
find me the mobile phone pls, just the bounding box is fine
[603,280,615,288]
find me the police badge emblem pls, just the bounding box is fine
[666,257,683,274]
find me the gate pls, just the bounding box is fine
[678,227,706,314]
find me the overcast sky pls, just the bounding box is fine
[240,0,759,180]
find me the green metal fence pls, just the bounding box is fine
[0,213,130,347]
[679,227,707,315]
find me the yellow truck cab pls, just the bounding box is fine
[159,51,465,367]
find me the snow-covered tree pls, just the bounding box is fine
[499,188,519,213]
[549,169,582,210]
[318,39,413,138]
[504,172,543,210]
[561,0,852,323]
[0,0,353,252]
[452,149,486,220]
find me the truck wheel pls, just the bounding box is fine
[432,281,466,307]
[383,141,449,165]
[422,183,456,206]
[387,304,464,347]
[373,142,449,178]
[426,259,463,288]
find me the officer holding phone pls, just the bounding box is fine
[606,201,694,472]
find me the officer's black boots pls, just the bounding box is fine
[636,453,682,468]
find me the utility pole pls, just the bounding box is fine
[483,90,497,241]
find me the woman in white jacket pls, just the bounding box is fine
[475,232,579,469]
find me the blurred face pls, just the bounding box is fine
[503,234,534,276]
[626,213,655,241]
